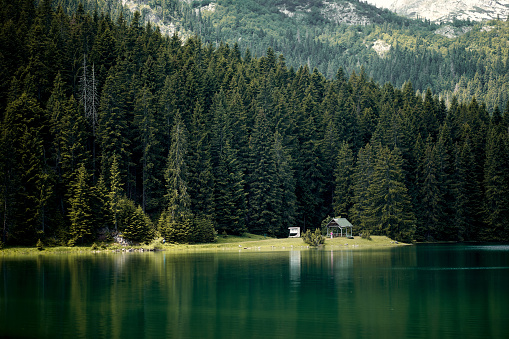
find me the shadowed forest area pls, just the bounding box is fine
[1,0,508,247]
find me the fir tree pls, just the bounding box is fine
[483,124,509,240]
[351,143,376,232]
[333,142,354,218]
[68,164,93,243]
[368,146,416,242]
[416,136,442,241]
[134,84,159,213]
[119,197,153,243]
[248,109,278,235]
[109,154,123,231]
[271,131,297,237]
[159,111,194,243]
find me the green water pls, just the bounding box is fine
[1,244,508,339]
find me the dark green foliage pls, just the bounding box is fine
[361,230,371,240]
[158,211,193,244]
[333,142,354,218]
[1,1,509,246]
[118,197,153,243]
[302,228,325,247]
[192,216,217,243]
[68,164,93,243]
[483,122,509,240]
[1,93,49,245]
[109,155,122,231]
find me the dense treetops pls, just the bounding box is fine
[1,0,508,247]
[74,0,509,113]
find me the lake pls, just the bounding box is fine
[1,244,509,339]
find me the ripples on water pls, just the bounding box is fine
[1,244,508,339]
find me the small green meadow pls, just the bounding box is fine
[0,233,407,256]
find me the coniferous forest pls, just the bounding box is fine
[1,0,509,247]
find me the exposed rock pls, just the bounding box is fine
[194,2,216,14]
[374,0,509,23]
[123,0,179,37]
[434,25,473,38]
[321,1,372,25]
[113,232,132,247]
[480,25,495,32]
[371,39,391,58]
[279,1,374,25]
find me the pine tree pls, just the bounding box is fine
[90,174,111,231]
[187,101,215,219]
[213,139,247,236]
[415,136,442,241]
[483,123,509,240]
[333,142,354,218]
[1,93,48,244]
[248,109,278,235]
[98,63,132,194]
[159,111,194,243]
[452,128,484,241]
[368,146,416,242]
[192,215,216,243]
[210,91,246,235]
[59,95,89,188]
[134,85,159,213]
[119,197,153,243]
[68,164,93,243]
[271,131,297,237]
[433,123,456,240]
[294,90,325,231]
[351,143,376,232]
[109,154,123,231]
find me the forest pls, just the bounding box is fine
[1,0,508,247]
[103,0,509,113]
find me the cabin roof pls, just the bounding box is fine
[326,217,353,228]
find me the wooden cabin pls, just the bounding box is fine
[326,217,353,238]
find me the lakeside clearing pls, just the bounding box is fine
[169,234,407,252]
[0,234,408,255]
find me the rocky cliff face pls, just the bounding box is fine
[278,1,378,25]
[369,0,509,23]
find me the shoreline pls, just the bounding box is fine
[0,235,409,255]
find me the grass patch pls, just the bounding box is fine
[0,234,408,255]
[160,234,408,252]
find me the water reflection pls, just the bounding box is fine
[328,249,353,281]
[289,250,300,285]
[1,246,508,339]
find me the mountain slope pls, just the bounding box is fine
[53,0,509,111]
[368,0,509,23]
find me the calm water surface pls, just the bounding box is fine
[1,244,509,339]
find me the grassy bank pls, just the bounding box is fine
[175,234,408,252]
[0,234,408,255]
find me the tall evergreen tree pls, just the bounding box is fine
[68,164,93,244]
[134,84,159,213]
[351,143,375,232]
[271,130,297,237]
[1,93,48,244]
[159,111,194,243]
[210,92,246,235]
[368,146,416,242]
[109,154,122,232]
[248,109,278,235]
[333,141,354,218]
[415,136,443,241]
[483,123,509,240]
